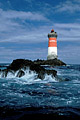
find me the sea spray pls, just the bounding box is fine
[0,67,57,84]
[0,64,80,119]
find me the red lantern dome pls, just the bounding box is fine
[51,29,54,33]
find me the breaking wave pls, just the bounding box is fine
[0,64,80,119]
[0,68,57,84]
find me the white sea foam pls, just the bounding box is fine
[18,73,57,84]
[0,68,57,84]
[0,72,2,78]
[6,71,15,78]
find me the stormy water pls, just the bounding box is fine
[0,64,80,119]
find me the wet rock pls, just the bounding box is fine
[6,59,57,79]
[1,69,14,77]
[1,69,8,77]
[7,59,32,71]
[45,70,57,77]
[34,58,66,66]
[16,70,25,77]
[0,58,66,79]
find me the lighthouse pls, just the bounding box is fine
[47,29,57,60]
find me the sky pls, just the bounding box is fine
[0,0,80,64]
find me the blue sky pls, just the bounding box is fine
[0,0,80,64]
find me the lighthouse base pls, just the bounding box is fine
[47,47,57,60]
[47,54,57,60]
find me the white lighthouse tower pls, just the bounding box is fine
[47,29,57,60]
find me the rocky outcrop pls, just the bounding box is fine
[0,58,66,79]
[1,59,58,79]
[7,59,33,71]
[34,58,66,66]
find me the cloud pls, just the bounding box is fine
[55,0,80,13]
[58,45,80,64]
[0,47,47,63]
[0,9,47,21]
[0,21,80,44]
[0,27,48,43]
[0,8,49,43]
[55,23,80,29]
[0,2,79,44]
[0,43,80,64]
[0,8,47,21]
[0,8,48,33]
[54,23,80,42]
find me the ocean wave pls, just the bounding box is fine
[0,68,57,84]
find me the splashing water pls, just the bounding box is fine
[0,64,80,119]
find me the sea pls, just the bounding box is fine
[0,64,80,119]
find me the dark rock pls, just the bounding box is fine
[45,70,57,77]
[7,59,32,71]
[6,59,58,79]
[1,69,14,77]
[16,70,25,77]
[1,69,8,77]
[34,58,66,66]
[1,58,66,79]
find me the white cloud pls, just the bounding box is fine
[0,9,47,21]
[54,23,80,42]
[0,4,80,44]
[55,0,80,13]
[0,22,80,43]
[0,8,48,33]
[0,43,80,64]
[0,8,49,43]
[0,47,47,63]
[0,29,48,43]
[58,45,80,64]
[0,1,80,63]
[55,23,80,29]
